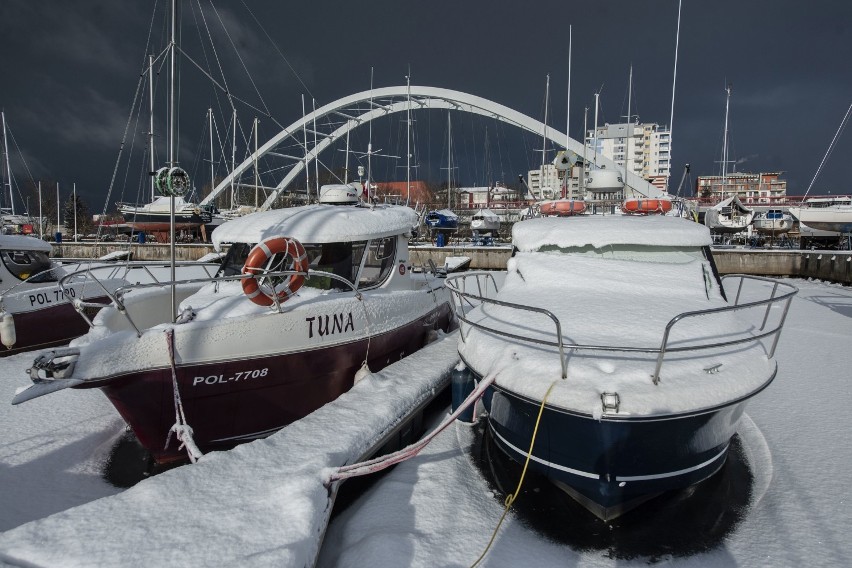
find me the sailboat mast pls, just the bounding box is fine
[447,112,452,210]
[367,67,374,202]
[593,92,600,168]
[313,98,319,200]
[38,181,42,238]
[231,108,237,209]
[2,111,14,215]
[168,0,177,321]
[254,117,259,208]
[625,64,632,195]
[301,94,309,200]
[541,74,550,170]
[208,108,214,197]
[722,83,732,193]
[581,107,588,194]
[344,127,350,184]
[668,0,682,194]
[168,2,176,168]
[566,26,572,151]
[148,55,156,202]
[406,71,411,206]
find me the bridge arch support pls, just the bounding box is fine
[199,86,658,210]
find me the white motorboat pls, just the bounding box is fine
[446,215,796,520]
[788,197,852,234]
[0,235,131,356]
[13,195,455,464]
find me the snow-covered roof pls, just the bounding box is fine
[512,215,712,251]
[0,234,52,253]
[211,204,417,249]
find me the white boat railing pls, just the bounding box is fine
[445,271,798,384]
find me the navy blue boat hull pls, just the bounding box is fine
[479,368,775,519]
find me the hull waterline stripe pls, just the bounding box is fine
[491,427,730,482]
[491,427,599,479]
[614,444,729,481]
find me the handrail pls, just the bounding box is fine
[445,272,797,385]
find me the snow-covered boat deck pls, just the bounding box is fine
[2,279,852,566]
[0,333,460,567]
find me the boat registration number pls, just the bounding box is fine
[28,287,76,306]
[192,368,269,386]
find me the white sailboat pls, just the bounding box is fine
[787,102,852,236]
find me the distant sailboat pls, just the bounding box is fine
[787,102,852,236]
[704,195,754,233]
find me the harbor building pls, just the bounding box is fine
[586,121,672,191]
[695,172,787,205]
[527,121,672,198]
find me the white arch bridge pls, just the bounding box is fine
[199,85,658,210]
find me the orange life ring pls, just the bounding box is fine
[242,236,308,306]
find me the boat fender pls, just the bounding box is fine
[451,363,476,423]
[242,236,308,307]
[0,312,16,349]
[354,361,372,384]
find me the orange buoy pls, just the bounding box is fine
[539,199,587,217]
[622,198,673,215]
[242,236,308,306]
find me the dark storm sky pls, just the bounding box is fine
[1,0,850,210]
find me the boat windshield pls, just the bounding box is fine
[1,250,58,283]
[218,239,394,291]
[534,244,706,264]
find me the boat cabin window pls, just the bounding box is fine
[217,243,252,277]
[1,250,57,283]
[220,239,398,292]
[357,237,396,289]
[307,241,366,291]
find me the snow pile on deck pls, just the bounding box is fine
[512,215,712,251]
[212,204,417,248]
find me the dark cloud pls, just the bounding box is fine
[1,0,850,211]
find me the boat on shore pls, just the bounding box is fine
[469,208,500,234]
[424,209,459,231]
[0,235,134,356]
[752,209,794,235]
[446,215,796,520]
[704,195,754,233]
[788,197,852,234]
[13,193,455,464]
[117,196,211,236]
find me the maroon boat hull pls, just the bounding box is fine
[83,302,454,463]
[1,298,107,357]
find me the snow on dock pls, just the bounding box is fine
[0,332,461,567]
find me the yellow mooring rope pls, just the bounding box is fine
[470,380,557,568]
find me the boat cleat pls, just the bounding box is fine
[28,348,81,383]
